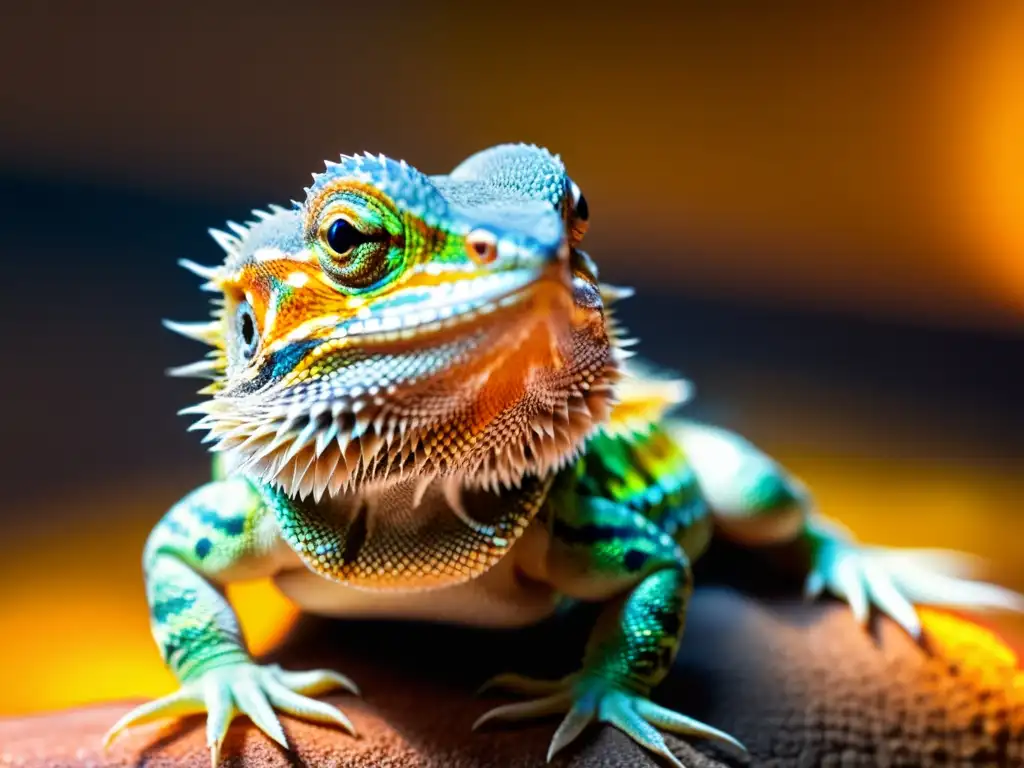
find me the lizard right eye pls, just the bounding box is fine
[568,179,590,244]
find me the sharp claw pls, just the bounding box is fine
[889,566,1024,612]
[832,555,870,627]
[106,664,359,766]
[264,678,358,737]
[232,677,289,749]
[803,569,826,600]
[478,675,744,767]
[103,690,202,748]
[862,561,922,640]
[477,672,565,696]
[606,698,681,768]
[276,667,360,697]
[473,691,572,731]
[634,698,748,753]
[546,703,595,762]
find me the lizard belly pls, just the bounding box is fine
[272,523,560,628]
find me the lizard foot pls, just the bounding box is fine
[474,672,746,767]
[103,662,359,766]
[806,520,1024,640]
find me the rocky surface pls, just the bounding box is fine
[3,557,1023,768]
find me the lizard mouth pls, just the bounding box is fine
[195,258,599,499]
[294,262,572,354]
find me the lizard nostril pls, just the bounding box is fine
[466,229,498,265]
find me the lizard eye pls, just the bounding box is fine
[573,189,589,222]
[568,180,589,243]
[325,218,368,257]
[236,301,259,359]
[315,211,399,292]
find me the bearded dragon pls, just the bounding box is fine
[104,144,1024,767]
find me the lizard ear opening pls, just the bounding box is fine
[235,301,260,360]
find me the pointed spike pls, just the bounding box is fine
[177,401,217,416]
[252,208,274,221]
[351,415,370,440]
[282,420,319,465]
[226,220,249,239]
[166,359,221,379]
[162,319,222,347]
[178,258,222,281]
[359,431,384,463]
[410,475,432,508]
[207,228,241,256]
[600,283,635,303]
[315,421,340,456]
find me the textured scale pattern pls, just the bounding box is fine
[107,143,1024,768]
[265,474,552,590]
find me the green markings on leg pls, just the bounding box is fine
[549,486,693,692]
[583,567,690,691]
[575,424,712,552]
[148,556,249,681]
[143,477,273,682]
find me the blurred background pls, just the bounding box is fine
[0,1,1021,716]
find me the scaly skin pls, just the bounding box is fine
[105,144,1024,767]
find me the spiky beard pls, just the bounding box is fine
[186,281,623,501]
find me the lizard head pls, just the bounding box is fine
[169,144,629,499]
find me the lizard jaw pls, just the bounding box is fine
[188,265,618,500]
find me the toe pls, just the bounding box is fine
[274,667,360,697]
[601,696,682,768]
[472,691,573,731]
[803,568,826,600]
[861,560,922,640]
[264,678,357,736]
[232,676,288,749]
[546,700,596,762]
[635,699,747,753]
[477,672,567,696]
[103,689,203,748]
[831,554,870,626]
[203,678,237,766]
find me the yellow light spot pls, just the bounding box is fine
[285,271,309,288]
[227,579,301,656]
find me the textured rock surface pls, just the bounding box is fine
[3,570,1023,767]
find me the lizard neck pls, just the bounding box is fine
[262,472,555,591]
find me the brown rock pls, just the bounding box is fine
[2,584,1023,768]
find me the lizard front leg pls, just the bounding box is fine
[475,487,745,767]
[669,418,1024,638]
[104,476,357,765]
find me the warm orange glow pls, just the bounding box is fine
[1,452,1022,716]
[920,608,1024,707]
[0,482,299,716]
[941,4,1024,315]
[228,579,301,656]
